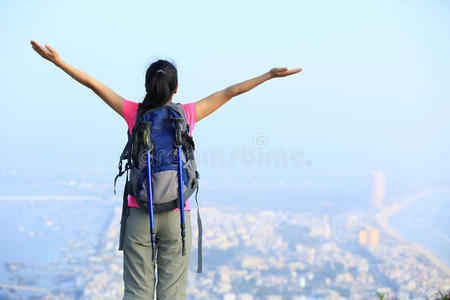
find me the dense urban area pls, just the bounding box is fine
[2,201,449,300]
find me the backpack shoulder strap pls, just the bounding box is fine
[113,130,131,194]
[114,105,143,194]
[118,177,130,251]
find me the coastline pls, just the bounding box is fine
[374,190,450,277]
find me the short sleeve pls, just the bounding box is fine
[181,102,197,136]
[122,99,140,135]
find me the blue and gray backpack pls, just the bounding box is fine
[114,102,203,273]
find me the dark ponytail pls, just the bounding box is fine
[139,59,178,114]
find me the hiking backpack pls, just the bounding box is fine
[114,102,203,273]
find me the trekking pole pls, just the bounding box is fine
[173,118,187,256]
[143,121,157,261]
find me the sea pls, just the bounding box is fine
[0,197,116,298]
[388,188,450,267]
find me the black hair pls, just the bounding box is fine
[139,59,178,114]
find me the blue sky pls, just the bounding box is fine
[1,0,449,202]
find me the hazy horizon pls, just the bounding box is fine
[2,0,450,193]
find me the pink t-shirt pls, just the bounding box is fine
[122,99,196,211]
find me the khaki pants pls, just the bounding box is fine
[123,207,192,300]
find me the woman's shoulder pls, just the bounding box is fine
[123,99,140,115]
[123,100,196,135]
[123,99,140,110]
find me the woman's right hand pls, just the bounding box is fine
[30,40,61,64]
[30,39,124,117]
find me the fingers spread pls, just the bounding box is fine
[45,44,53,52]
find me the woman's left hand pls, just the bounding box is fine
[269,67,302,78]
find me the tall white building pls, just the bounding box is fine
[371,171,386,208]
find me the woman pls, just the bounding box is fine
[30,40,301,300]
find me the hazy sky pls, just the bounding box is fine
[2,0,449,201]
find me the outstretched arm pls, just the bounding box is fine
[195,67,302,122]
[30,40,124,117]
